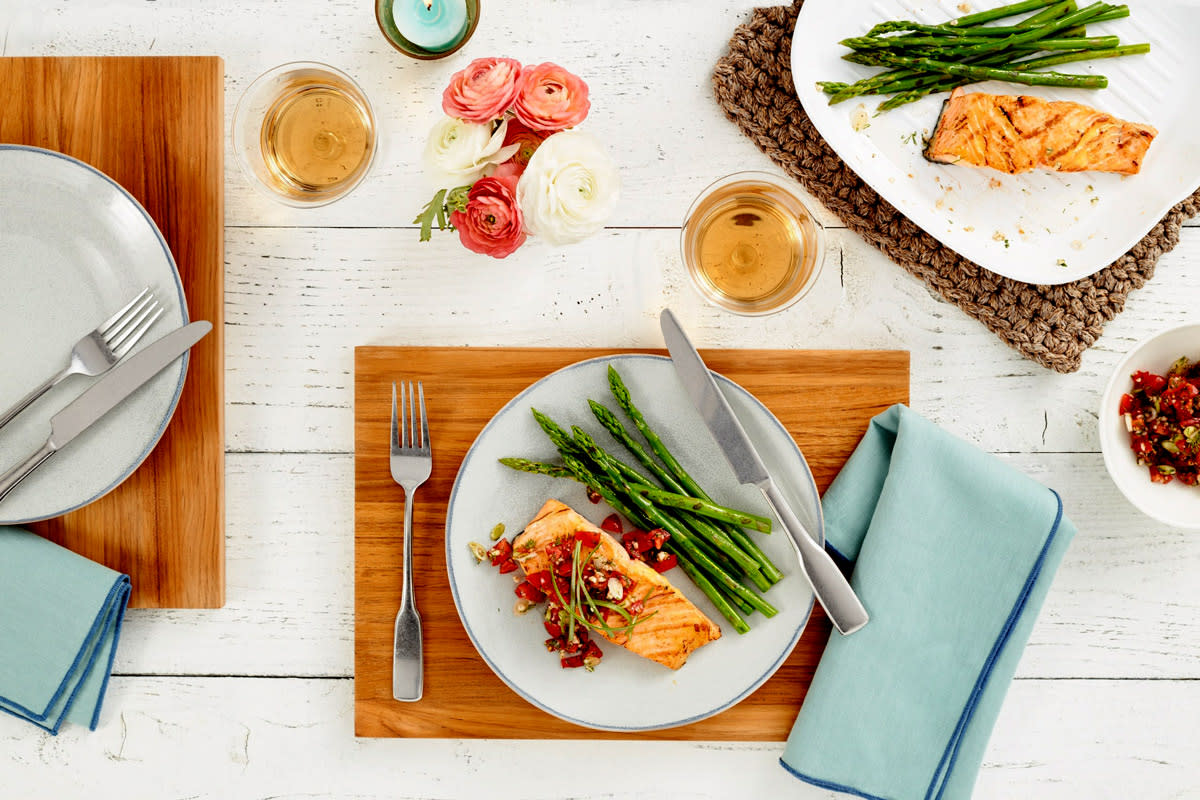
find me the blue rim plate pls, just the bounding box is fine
[0,145,189,524]
[445,354,822,732]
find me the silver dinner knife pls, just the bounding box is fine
[659,309,869,635]
[0,321,212,504]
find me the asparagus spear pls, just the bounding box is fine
[631,485,772,533]
[589,399,687,495]
[498,457,573,479]
[946,0,1060,27]
[851,52,1109,88]
[842,34,1119,51]
[608,366,709,500]
[668,542,751,633]
[1009,41,1148,69]
[865,0,1100,38]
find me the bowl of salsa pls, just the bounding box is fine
[1099,323,1200,529]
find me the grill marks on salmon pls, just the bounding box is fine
[924,87,1157,175]
[515,499,721,670]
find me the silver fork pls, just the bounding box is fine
[390,380,432,702]
[0,287,163,431]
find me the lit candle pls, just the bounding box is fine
[392,0,469,53]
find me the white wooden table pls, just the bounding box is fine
[3,2,1199,797]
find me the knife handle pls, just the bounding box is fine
[0,442,57,504]
[761,483,869,636]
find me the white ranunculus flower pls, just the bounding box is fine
[424,116,519,181]
[517,131,620,245]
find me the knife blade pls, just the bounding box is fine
[0,320,212,504]
[659,308,869,635]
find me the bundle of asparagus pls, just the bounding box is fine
[819,0,1150,111]
[500,365,784,635]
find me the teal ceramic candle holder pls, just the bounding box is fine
[376,0,480,60]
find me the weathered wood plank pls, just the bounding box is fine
[2,676,1196,799]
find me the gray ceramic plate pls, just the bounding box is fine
[0,145,188,524]
[446,354,822,731]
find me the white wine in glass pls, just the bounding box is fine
[681,173,825,316]
[234,63,377,207]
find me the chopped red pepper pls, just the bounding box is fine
[515,581,545,602]
[486,538,512,566]
[600,514,623,534]
[497,558,519,574]
[527,570,553,592]
[648,528,670,549]
[650,552,678,573]
[622,530,651,558]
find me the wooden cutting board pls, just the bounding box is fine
[354,346,909,739]
[0,57,225,608]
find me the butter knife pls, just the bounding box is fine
[659,309,868,635]
[0,321,212,504]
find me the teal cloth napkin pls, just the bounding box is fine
[781,405,1076,800]
[0,527,130,734]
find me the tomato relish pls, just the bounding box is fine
[1120,356,1200,486]
[472,516,668,671]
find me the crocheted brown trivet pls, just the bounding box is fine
[713,1,1199,373]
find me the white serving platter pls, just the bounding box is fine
[791,0,1200,284]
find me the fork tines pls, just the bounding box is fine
[104,287,164,357]
[391,380,429,452]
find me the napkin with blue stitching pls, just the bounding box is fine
[781,405,1076,800]
[0,527,130,734]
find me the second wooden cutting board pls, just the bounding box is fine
[354,346,909,739]
[0,56,225,609]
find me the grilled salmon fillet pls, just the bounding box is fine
[514,499,720,670]
[924,87,1157,175]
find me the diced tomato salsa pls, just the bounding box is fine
[473,514,662,672]
[1121,356,1200,487]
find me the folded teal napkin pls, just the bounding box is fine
[0,527,130,734]
[781,405,1076,800]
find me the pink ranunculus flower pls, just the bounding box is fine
[450,176,527,258]
[512,63,590,133]
[442,57,523,124]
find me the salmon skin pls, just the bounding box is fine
[514,499,721,670]
[924,87,1157,175]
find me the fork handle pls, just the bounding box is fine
[0,442,58,504]
[0,367,71,431]
[393,483,423,702]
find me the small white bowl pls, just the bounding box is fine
[1099,323,1200,529]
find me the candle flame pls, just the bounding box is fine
[424,0,433,8]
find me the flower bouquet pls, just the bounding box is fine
[415,58,620,258]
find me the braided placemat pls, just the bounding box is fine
[713,1,1200,373]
